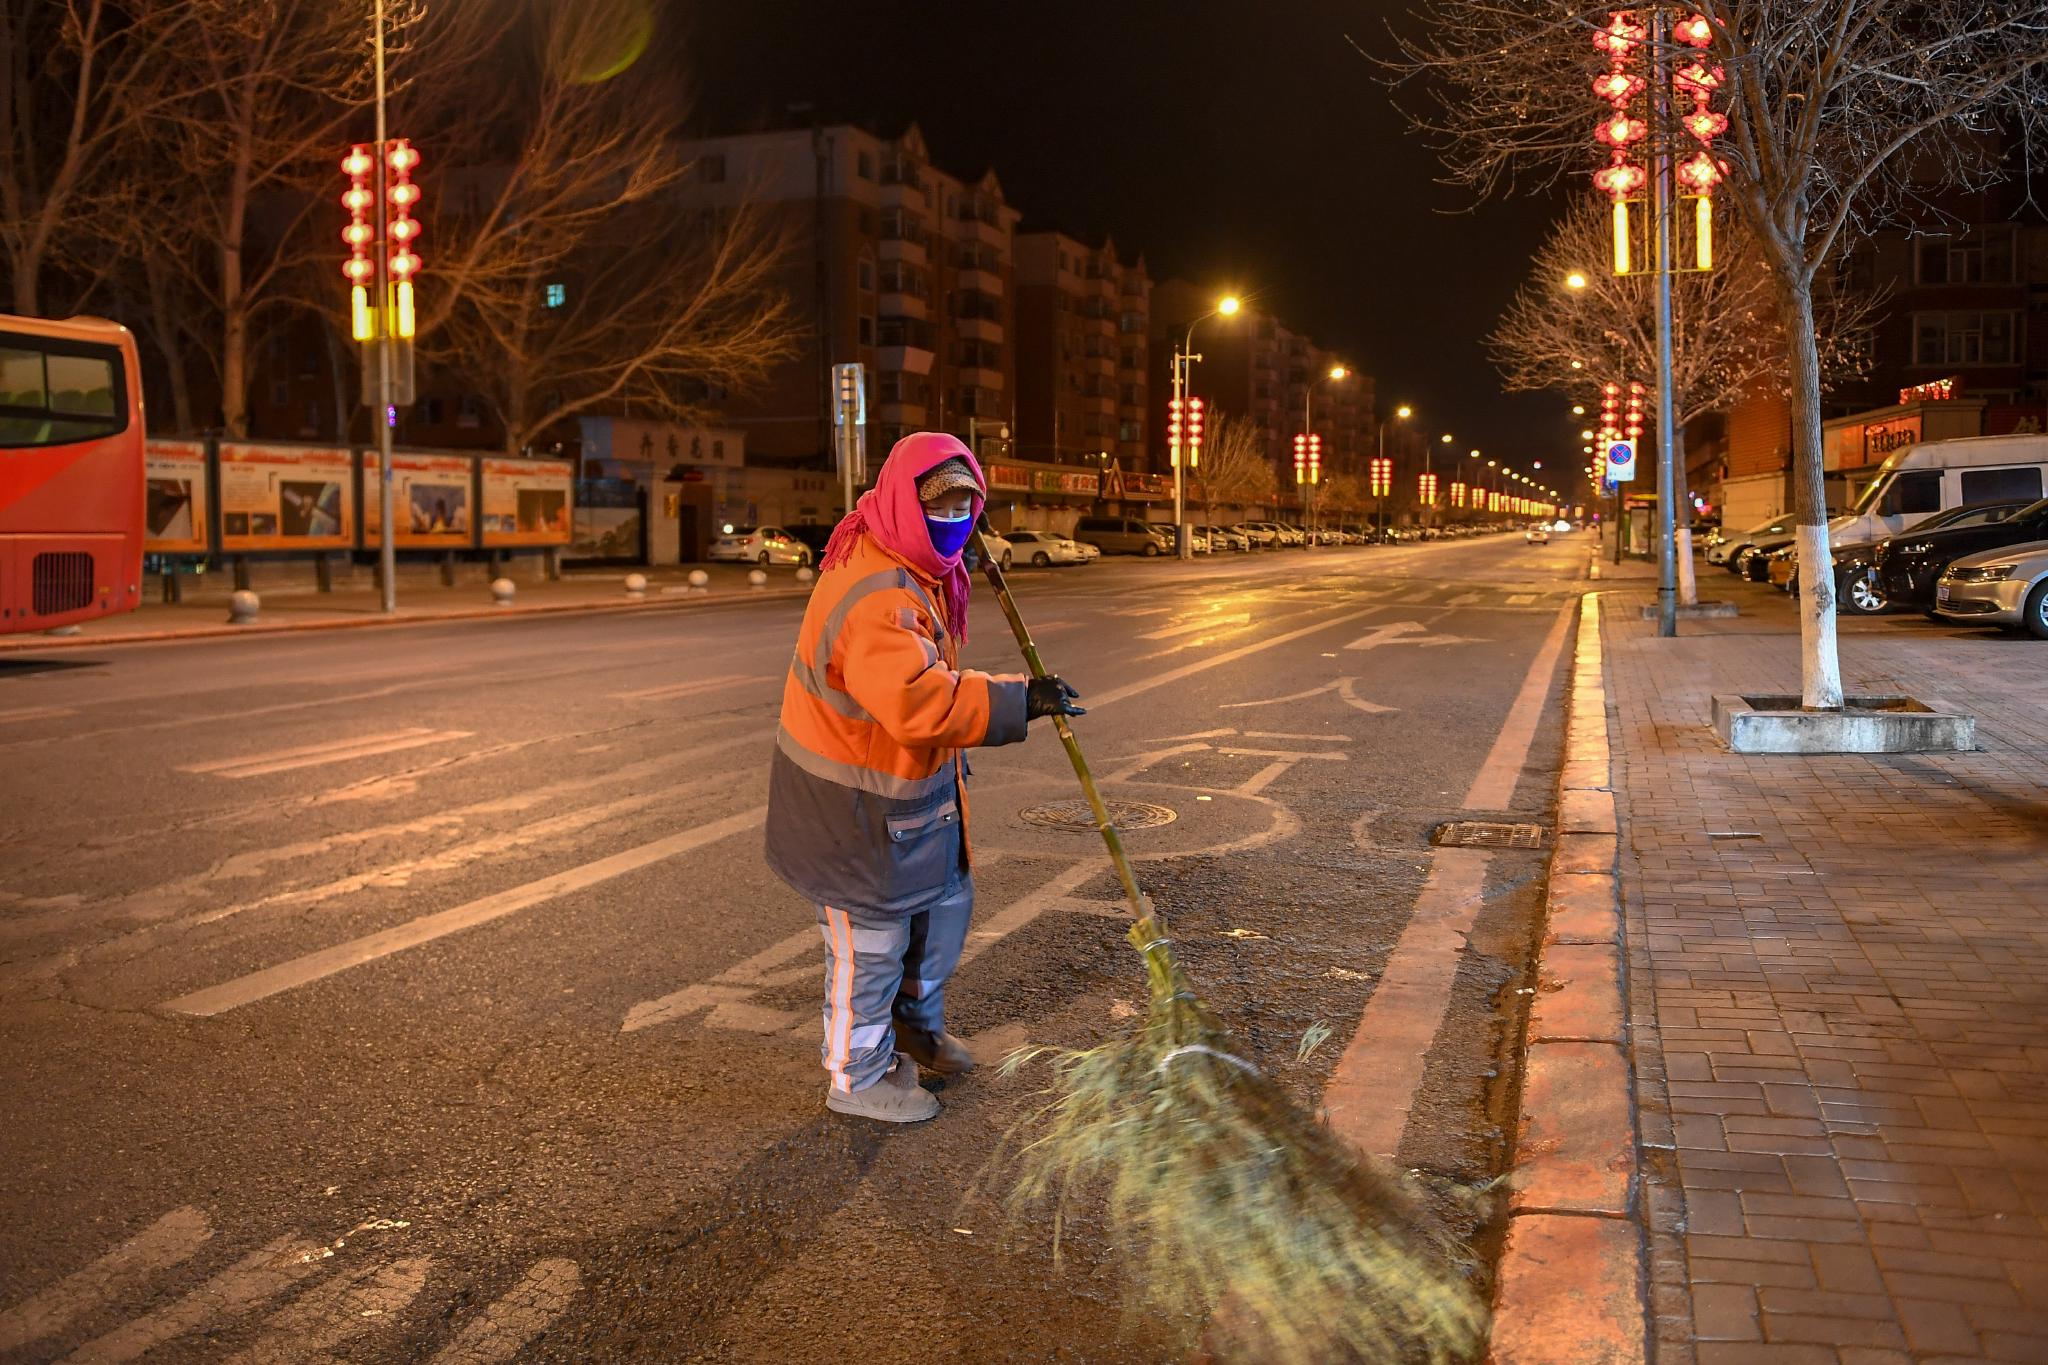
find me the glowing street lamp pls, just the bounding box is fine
[1171,293,1242,558]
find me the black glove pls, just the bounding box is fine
[1026,675,1086,720]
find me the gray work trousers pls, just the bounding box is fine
[816,877,972,1093]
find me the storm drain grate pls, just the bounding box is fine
[1431,820,1547,850]
[1018,799,1178,834]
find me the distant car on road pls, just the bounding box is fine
[1525,524,1550,544]
[709,525,812,566]
[1935,540,2048,638]
[1876,497,2048,615]
[1003,528,1089,566]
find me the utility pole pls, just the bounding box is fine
[1650,5,1679,638]
[373,0,394,613]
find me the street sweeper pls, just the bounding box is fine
[765,431,1085,1122]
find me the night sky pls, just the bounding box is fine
[680,0,1582,497]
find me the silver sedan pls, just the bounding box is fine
[1934,539,2048,638]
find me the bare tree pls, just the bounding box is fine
[0,0,207,316]
[1489,197,1872,600]
[1196,412,1280,521]
[397,2,798,453]
[1393,0,2048,707]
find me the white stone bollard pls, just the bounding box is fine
[748,569,768,590]
[687,569,710,593]
[227,590,260,624]
[490,577,516,607]
[624,572,648,599]
[796,566,815,585]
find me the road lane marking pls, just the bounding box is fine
[62,1233,326,1363]
[1321,848,1494,1159]
[608,673,774,703]
[1239,731,1351,742]
[1138,612,1251,640]
[221,1256,430,1364]
[0,1207,212,1352]
[164,807,767,1016]
[1507,592,1537,605]
[0,704,75,725]
[1462,600,1575,811]
[1084,605,1385,711]
[1214,747,1349,762]
[1343,620,1484,651]
[623,859,1103,1035]
[1445,592,1482,607]
[428,1259,581,1365]
[180,728,472,779]
[1219,676,1395,716]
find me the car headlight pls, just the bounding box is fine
[1945,564,2015,582]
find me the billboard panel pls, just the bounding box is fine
[144,438,209,554]
[363,451,475,548]
[479,458,573,547]
[218,443,355,551]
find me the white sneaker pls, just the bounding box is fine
[825,1055,940,1123]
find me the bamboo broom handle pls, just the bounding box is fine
[973,529,1151,923]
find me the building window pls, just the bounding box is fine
[421,396,444,424]
[857,260,874,291]
[698,154,726,184]
[856,151,875,180]
[544,282,566,308]
[858,208,877,235]
[1912,311,2017,366]
[1914,226,2016,285]
[457,395,484,428]
[1119,420,1141,443]
[269,379,288,406]
[858,315,874,346]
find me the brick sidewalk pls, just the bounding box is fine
[1603,571,2048,1363]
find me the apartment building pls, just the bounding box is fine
[1013,231,1150,468]
[1149,281,1378,490]
[670,122,1022,470]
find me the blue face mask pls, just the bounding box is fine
[924,509,976,560]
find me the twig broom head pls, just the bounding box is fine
[997,917,1489,1364]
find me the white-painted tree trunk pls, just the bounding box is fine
[1780,278,1844,709]
[1677,527,1697,604]
[1672,420,1697,605]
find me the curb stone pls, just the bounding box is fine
[1490,593,1649,1364]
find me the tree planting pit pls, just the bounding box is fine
[1711,693,1975,754]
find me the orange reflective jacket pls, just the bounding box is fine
[765,534,1028,914]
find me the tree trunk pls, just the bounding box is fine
[142,254,195,434]
[1673,419,1697,606]
[1778,275,1843,709]
[218,92,255,437]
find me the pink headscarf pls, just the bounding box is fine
[820,431,985,641]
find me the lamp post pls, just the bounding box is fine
[1305,365,1348,548]
[1372,404,1411,540]
[1171,294,1239,560]
[372,0,394,612]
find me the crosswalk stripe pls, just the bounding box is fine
[1138,612,1251,640]
[222,1257,430,1364]
[427,1259,581,1365]
[608,673,772,703]
[0,705,75,725]
[180,729,471,779]
[164,806,768,1016]
[62,1234,325,1363]
[0,1207,212,1352]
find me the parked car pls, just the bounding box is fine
[1202,524,1251,552]
[1934,539,2048,638]
[976,527,1015,570]
[1525,524,1551,544]
[1271,522,1308,547]
[1072,515,1171,556]
[783,522,839,561]
[1874,498,2048,615]
[1769,501,2032,608]
[1829,433,2048,550]
[1188,528,1212,554]
[1233,522,1278,548]
[708,524,812,566]
[1709,515,1794,567]
[1002,528,1089,567]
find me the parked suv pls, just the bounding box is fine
[1072,515,1171,556]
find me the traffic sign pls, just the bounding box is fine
[1606,440,1637,482]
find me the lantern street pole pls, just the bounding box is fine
[373,0,396,615]
[1651,5,1679,637]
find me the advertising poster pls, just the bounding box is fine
[144,438,209,554]
[480,458,573,547]
[362,452,475,548]
[218,443,354,551]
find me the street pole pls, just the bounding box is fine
[1170,347,1187,559]
[374,0,395,615]
[1651,5,1679,637]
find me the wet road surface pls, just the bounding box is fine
[0,531,1590,1362]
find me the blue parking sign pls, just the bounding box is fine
[1606,440,1637,482]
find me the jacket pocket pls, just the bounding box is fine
[879,796,961,908]
[886,798,959,844]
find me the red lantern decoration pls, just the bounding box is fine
[1674,13,1712,47]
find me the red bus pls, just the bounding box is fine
[1,315,146,634]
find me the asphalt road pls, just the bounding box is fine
[0,531,1590,1363]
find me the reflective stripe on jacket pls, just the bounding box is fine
[765,534,1029,915]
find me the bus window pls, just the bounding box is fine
[0,341,126,447]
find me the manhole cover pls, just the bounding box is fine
[1432,820,1547,849]
[1018,799,1178,834]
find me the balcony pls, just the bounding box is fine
[876,345,935,376]
[1082,351,1115,378]
[955,212,1007,252]
[954,316,1004,344]
[880,291,927,321]
[955,267,1004,295]
[878,164,923,210]
[879,235,927,267]
[876,400,929,426]
[957,365,1004,391]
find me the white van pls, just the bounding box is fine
[1832,433,2048,546]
